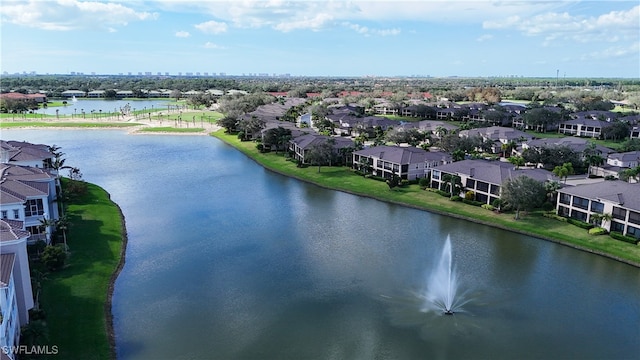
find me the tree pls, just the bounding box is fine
[583,142,604,175]
[305,139,334,172]
[508,156,525,169]
[41,244,67,271]
[386,175,400,190]
[553,162,574,183]
[601,121,631,141]
[237,115,265,141]
[218,116,238,133]
[500,175,546,220]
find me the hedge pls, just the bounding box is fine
[566,218,594,229]
[462,199,484,207]
[610,231,640,245]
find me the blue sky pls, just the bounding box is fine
[1,0,638,78]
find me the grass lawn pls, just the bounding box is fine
[0,122,141,128]
[211,130,640,266]
[38,179,124,359]
[136,126,206,133]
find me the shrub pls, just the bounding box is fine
[542,212,568,222]
[450,195,462,202]
[462,199,484,206]
[588,227,608,236]
[481,204,495,211]
[436,190,451,197]
[610,232,639,245]
[567,218,594,230]
[400,180,410,187]
[418,177,429,189]
[541,202,555,212]
[464,191,475,201]
[41,244,67,271]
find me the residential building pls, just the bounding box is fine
[1,219,35,331]
[352,145,441,180]
[1,253,21,359]
[459,126,533,154]
[430,159,554,204]
[60,90,85,98]
[557,111,618,138]
[556,181,640,239]
[589,151,640,179]
[289,134,354,165]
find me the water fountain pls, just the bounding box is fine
[422,235,469,315]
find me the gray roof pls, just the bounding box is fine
[434,159,555,185]
[608,151,640,163]
[290,134,354,150]
[459,126,532,142]
[354,145,429,165]
[558,181,640,211]
[1,140,52,163]
[525,137,614,154]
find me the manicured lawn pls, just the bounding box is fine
[38,180,124,359]
[0,121,140,128]
[211,130,640,266]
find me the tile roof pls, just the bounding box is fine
[0,219,30,242]
[0,253,15,288]
[0,178,49,203]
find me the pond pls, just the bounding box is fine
[3,129,640,360]
[36,99,176,116]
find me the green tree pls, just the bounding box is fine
[305,139,334,172]
[41,244,67,271]
[501,175,546,220]
[553,162,574,183]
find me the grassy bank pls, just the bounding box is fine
[211,130,640,266]
[136,126,206,133]
[39,179,125,359]
[0,121,140,128]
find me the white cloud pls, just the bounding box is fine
[343,22,400,37]
[153,0,563,33]
[483,5,639,45]
[195,20,228,34]
[0,0,157,31]
[581,42,640,60]
[203,42,224,49]
[476,34,493,42]
[175,31,190,38]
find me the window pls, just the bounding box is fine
[572,196,589,210]
[559,193,571,205]
[570,209,587,222]
[466,179,475,188]
[558,206,570,217]
[490,184,500,195]
[432,171,440,180]
[612,207,627,220]
[628,211,640,226]
[627,225,640,239]
[476,181,489,192]
[590,201,604,214]
[1,210,7,219]
[13,209,19,219]
[611,221,625,233]
[25,199,45,217]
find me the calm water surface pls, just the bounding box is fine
[3,130,640,359]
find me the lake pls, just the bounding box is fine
[36,99,175,116]
[3,129,640,359]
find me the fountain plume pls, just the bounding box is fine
[422,235,470,315]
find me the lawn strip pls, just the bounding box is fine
[211,130,640,267]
